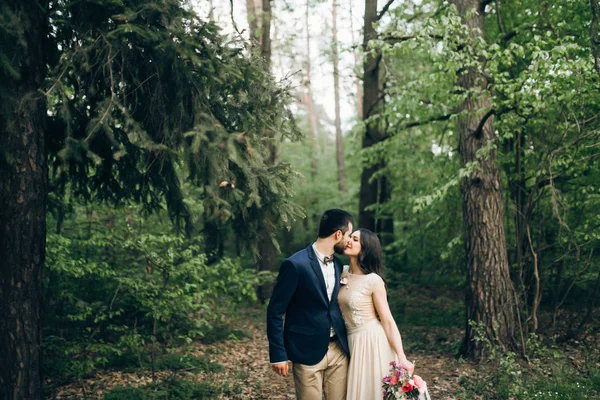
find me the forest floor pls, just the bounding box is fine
[47,303,600,399]
[47,306,480,399]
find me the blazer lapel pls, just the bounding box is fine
[307,245,328,299]
[332,257,342,302]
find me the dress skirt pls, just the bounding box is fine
[346,318,397,400]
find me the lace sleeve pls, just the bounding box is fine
[368,273,384,295]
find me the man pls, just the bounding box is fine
[267,209,353,400]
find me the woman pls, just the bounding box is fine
[338,229,419,399]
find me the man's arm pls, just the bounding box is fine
[266,259,298,369]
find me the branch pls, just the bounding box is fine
[381,33,444,43]
[472,109,495,139]
[377,0,396,21]
[403,113,453,129]
[229,0,243,36]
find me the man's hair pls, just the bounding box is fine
[317,209,354,238]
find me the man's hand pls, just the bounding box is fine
[271,361,290,376]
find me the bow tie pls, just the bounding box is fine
[323,255,335,264]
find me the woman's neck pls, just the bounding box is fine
[349,257,365,275]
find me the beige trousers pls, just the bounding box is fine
[292,341,348,400]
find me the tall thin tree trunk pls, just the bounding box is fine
[0,1,48,398]
[208,0,214,21]
[255,0,278,303]
[247,0,259,41]
[359,0,393,244]
[359,0,379,233]
[452,0,517,360]
[349,0,364,119]
[590,0,600,79]
[261,0,272,64]
[332,0,347,194]
[305,0,319,179]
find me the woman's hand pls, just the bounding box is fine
[399,357,414,374]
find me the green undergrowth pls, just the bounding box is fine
[457,324,600,399]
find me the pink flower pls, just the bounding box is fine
[401,382,413,392]
[413,375,424,388]
[390,374,399,385]
[389,360,397,367]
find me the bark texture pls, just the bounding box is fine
[452,0,517,359]
[358,0,393,244]
[305,0,319,179]
[0,1,48,398]
[349,0,364,119]
[254,0,277,302]
[332,0,348,194]
[590,0,600,79]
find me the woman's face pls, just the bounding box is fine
[344,230,362,257]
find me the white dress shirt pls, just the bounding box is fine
[312,244,336,337]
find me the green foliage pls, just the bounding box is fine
[39,0,303,248]
[43,203,257,379]
[361,0,600,346]
[459,322,600,399]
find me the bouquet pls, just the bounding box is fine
[382,361,430,400]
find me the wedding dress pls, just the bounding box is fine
[337,267,431,400]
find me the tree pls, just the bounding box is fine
[450,0,517,359]
[332,0,348,194]
[0,0,48,397]
[1,0,300,396]
[304,0,319,180]
[252,0,280,302]
[359,0,394,243]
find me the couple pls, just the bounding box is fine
[267,209,423,399]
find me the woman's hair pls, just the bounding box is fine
[357,228,384,277]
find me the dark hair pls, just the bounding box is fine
[317,209,354,238]
[358,229,384,277]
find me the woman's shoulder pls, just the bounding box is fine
[369,273,385,287]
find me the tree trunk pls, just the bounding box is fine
[332,0,347,194]
[255,0,278,303]
[261,0,272,65]
[349,0,364,119]
[452,0,517,360]
[0,1,48,398]
[305,0,319,179]
[590,0,600,79]
[247,0,259,41]
[358,0,393,243]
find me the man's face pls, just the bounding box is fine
[333,222,353,255]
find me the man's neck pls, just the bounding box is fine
[314,238,335,257]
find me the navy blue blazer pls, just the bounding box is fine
[266,244,350,365]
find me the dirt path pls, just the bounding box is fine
[193,323,467,399]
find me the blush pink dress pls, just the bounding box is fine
[337,267,431,400]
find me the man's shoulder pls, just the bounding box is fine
[286,246,310,265]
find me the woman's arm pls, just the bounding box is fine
[372,277,415,373]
